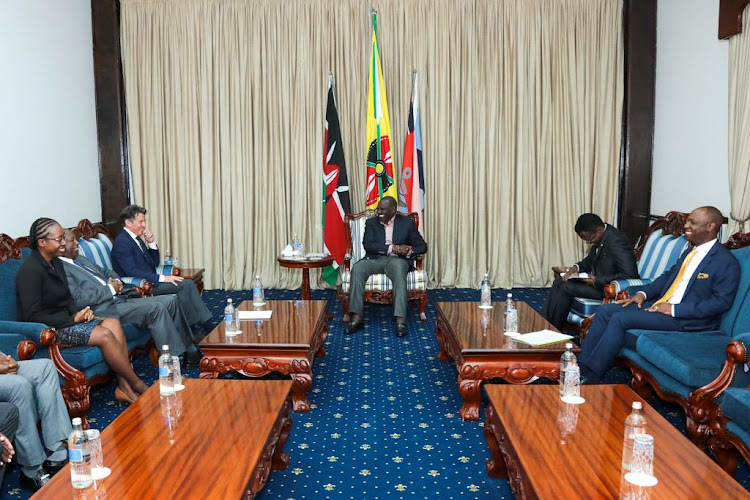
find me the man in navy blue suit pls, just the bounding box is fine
[579,206,739,383]
[111,205,212,330]
[347,196,427,337]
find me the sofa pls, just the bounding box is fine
[339,210,428,322]
[0,228,153,426]
[616,233,750,449]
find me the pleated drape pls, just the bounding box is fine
[120,0,623,289]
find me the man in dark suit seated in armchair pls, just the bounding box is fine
[347,196,427,338]
[110,205,212,330]
[59,230,202,365]
[542,213,638,331]
[578,206,739,383]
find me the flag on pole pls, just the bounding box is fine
[322,74,351,286]
[365,11,397,209]
[398,71,425,236]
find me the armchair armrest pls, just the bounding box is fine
[414,254,425,271]
[0,320,54,346]
[120,277,154,297]
[689,339,748,435]
[155,265,181,277]
[604,278,654,301]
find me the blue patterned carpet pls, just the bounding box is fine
[2,287,748,499]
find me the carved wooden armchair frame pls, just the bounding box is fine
[340,210,428,322]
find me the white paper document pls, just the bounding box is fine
[513,330,573,346]
[237,310,273,320]
[558,272,589,279]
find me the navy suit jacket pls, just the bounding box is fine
[363,214,427,268]
[637,241,740,331]
[111,230,162,284]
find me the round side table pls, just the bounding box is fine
[276,255,335,300]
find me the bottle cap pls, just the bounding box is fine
[162,344,170,351]
[507,293,512,297]
[632,401,642,410]
[227,298,232,303]
[72,417,82,425]
[565,342,573,349]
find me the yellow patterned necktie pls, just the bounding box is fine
[653,247,699,305]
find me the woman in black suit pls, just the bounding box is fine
[15,218,148,404]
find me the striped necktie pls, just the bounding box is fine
[653,247,699,305]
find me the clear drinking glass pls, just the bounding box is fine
[85,429,111,480]
[630,434,655,476]
[171,355,184,391]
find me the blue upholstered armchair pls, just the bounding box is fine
[0,231,152,426]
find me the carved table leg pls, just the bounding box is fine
[434,323,452,362]
[458,375,482,421]
[290,372,313,412]
[484,407,508,478]
[709,436,739,475]
[272,406,293,470]
[198,357,221,379]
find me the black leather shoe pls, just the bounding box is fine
[20,470,51,491]
[395,322,407,337]
[345,320,364,334]
[184,350,202,368]
[44,458,68,476]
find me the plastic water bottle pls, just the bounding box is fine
[622,401,648,470]
[292,234,301,256]
[562,357,580,398]
[68,417,92,489]
[504,293,518,333]
[253,275,265,305]
[164,250,172,266]
[158,345,175,397]
[224,298,236,333]
[559,342,576,396]
[480,273,492,308]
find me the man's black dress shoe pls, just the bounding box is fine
[20,469,50,491]
[345,321,364,334]
[44,457,68,476]
[395,322,407,337]
[184,350,202,368]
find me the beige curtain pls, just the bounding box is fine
[120,0,623,290]
[728,6,750,235]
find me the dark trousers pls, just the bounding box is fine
[0,402,19,487]
[578,302,683,379]
[349,257,410,319]
[542,275,604,330]
[152,278,212,326]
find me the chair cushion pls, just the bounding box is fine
[722,388,750,432]
[637,231,689,280]
[340,269,427,294]
[618,348,693,399]
[726,421,750,451]
[570,298,601,317]
[636,332,730,387]
[78,234,114,271]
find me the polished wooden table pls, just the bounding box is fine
[484,384,749,499]
[32,379,292,500]
[435,301,580,420]
[276,255,334,300]
[199,300,328,412]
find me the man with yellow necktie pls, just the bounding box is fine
[578,206,739,383]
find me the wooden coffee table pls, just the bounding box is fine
[199,300,328,413]
[177,267,205,293]
[483,384,748,499]
[435,301,580,420]
[32,379,293,499]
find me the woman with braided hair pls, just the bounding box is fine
[15,218,148,404]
